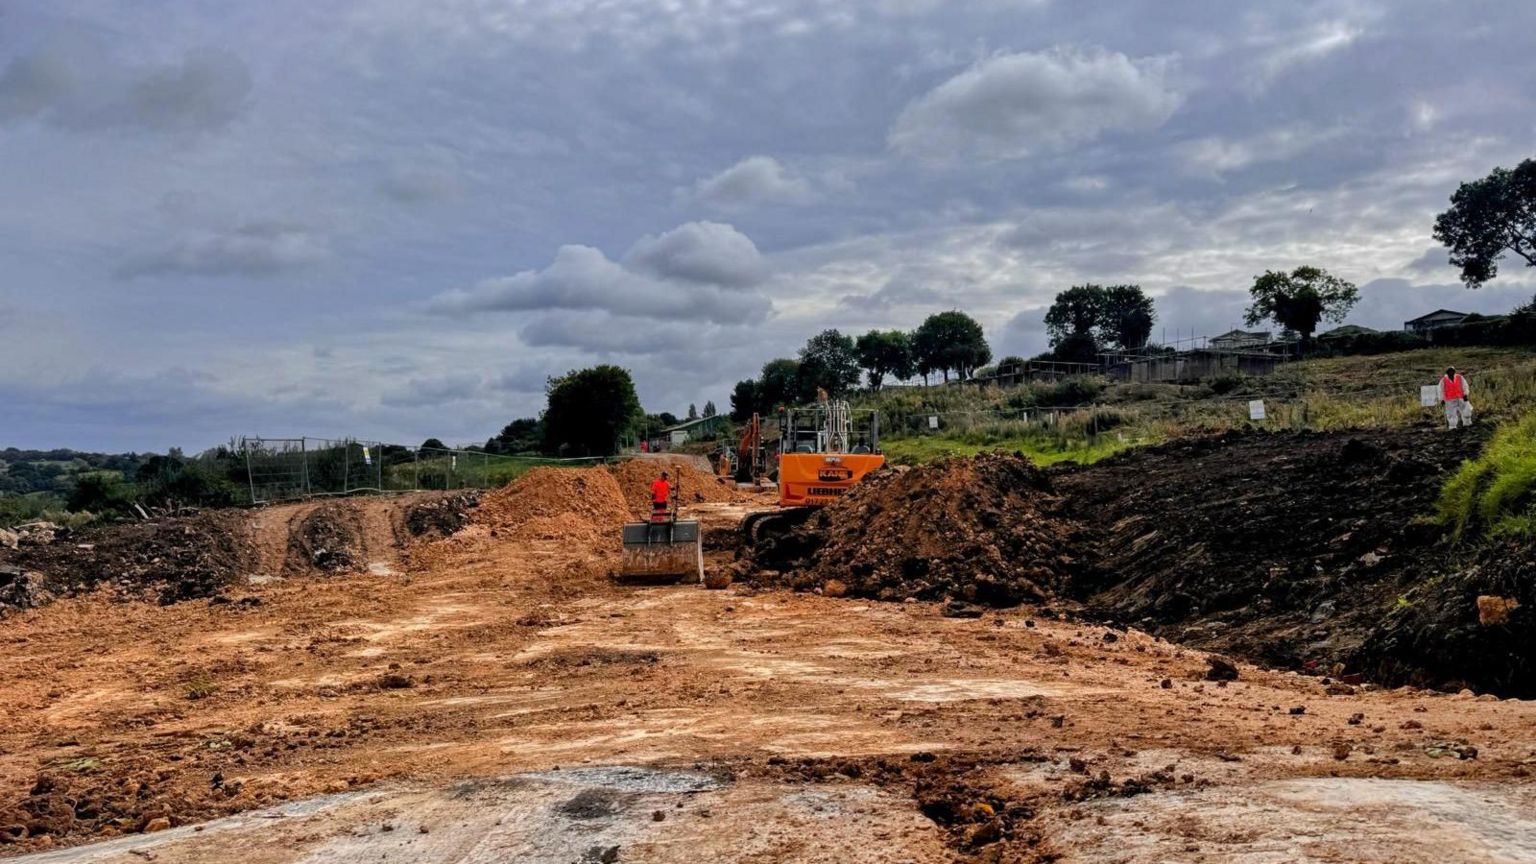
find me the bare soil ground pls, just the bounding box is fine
[0,451,1532,862]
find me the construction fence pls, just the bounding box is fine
[240,437,603,505]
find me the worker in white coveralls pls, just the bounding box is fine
[1439,366,1473,429]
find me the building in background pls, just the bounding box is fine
[1404,309,1471,333]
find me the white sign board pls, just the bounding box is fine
[1420,385,1439,407]
[362,446,372,466]
[928,415,939,430]
[1248,400,1267,421]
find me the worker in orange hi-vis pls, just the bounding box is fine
[650,470,672,517]
[1438,366,1473,429]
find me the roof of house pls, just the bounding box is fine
[1405,309,1470,324]
[662,415,725,433]
[1318,324,1379,338]
[1210,329,1270,340]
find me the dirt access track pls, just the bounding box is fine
[1,452,1534,863]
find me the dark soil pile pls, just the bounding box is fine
[1355,536,1536,696]
[0,511,256,608]
[745,453,1086,605]
[404,491,480,538]
[1055,427,1490,680]
[288,503,363,573]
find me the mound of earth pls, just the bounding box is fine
[0,510,257,608]
[609,457,738,518]
[1055,427,1499,688]
[1355,536,1536,696]
[745,453,1086,606]
[287,503,364,573]
[403,491,480,538]
[476,467,631,545]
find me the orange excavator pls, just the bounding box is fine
[740,392,884,542]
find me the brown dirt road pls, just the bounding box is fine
[1,498,1534,862]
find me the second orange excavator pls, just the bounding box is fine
[740,391,884,542]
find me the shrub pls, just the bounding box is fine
[1034,377,1105,408]
[66,473,138,514]
[1209,373,1247,395]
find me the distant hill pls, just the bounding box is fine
[0,448,156,497]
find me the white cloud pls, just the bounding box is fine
[1250,20,1362,90]
[428,222,772,325]
[889,47,1182,160]
[1176,125,1348,178]
[0,34,251,132]
[119,223,330,278]
[691,156,815,208]
[622,221,768,287]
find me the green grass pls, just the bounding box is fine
[383,454,599,491]
[882,434,1142,466]
[1437,411,1536,540]
[860,347,1536,464]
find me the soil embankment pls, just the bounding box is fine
[738,427,1530,696]
[1054,427,1535,695]
[745,453,1087,606]
[0,493,465,613]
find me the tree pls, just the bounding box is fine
[1243,266,1359,344]
[1433,158,1536,288]
[759,358,800,410]
[542,365,643,457]
[703,400,717,417]
[913,311,991,382]
[1052,331,1102,364]
[688,403,699,420]
[855,329,916,390]
[419,438,446,452]
[1101,284,1155,349]
[1043,285,1105,349]
[729,379,763,421]
[493,418,543,454]
[1042,283,1155,353]
[796,329,862,398]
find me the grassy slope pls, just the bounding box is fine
[871,345,1536,465]
[1438,409,1536,539]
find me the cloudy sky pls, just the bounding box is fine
[4,0,1535,451]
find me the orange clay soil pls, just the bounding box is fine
[0,490,1532,861]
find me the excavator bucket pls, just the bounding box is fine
[616,519,704,584]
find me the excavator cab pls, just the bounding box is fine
[740,396,885,544]
[775,398,884,506]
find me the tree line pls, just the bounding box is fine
[728,311,993,420]
[487,156,1536,457]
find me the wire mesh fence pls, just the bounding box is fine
[240,437,602,505]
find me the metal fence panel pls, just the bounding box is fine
[241,436,603,505]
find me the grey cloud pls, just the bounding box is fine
[1350,278,1533,330]
[0,35,251,132]
[119,223,330,279]
[889,47,1182,160]
[379,151,464,204]
[838,270,953,311]
[995,306,1049,358]
[380,373,484,408]
[428,233,772,325]
[1407,246,1454,274]
[490,367,550,394]
[623,221,767,287]
[692,156,815,208]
